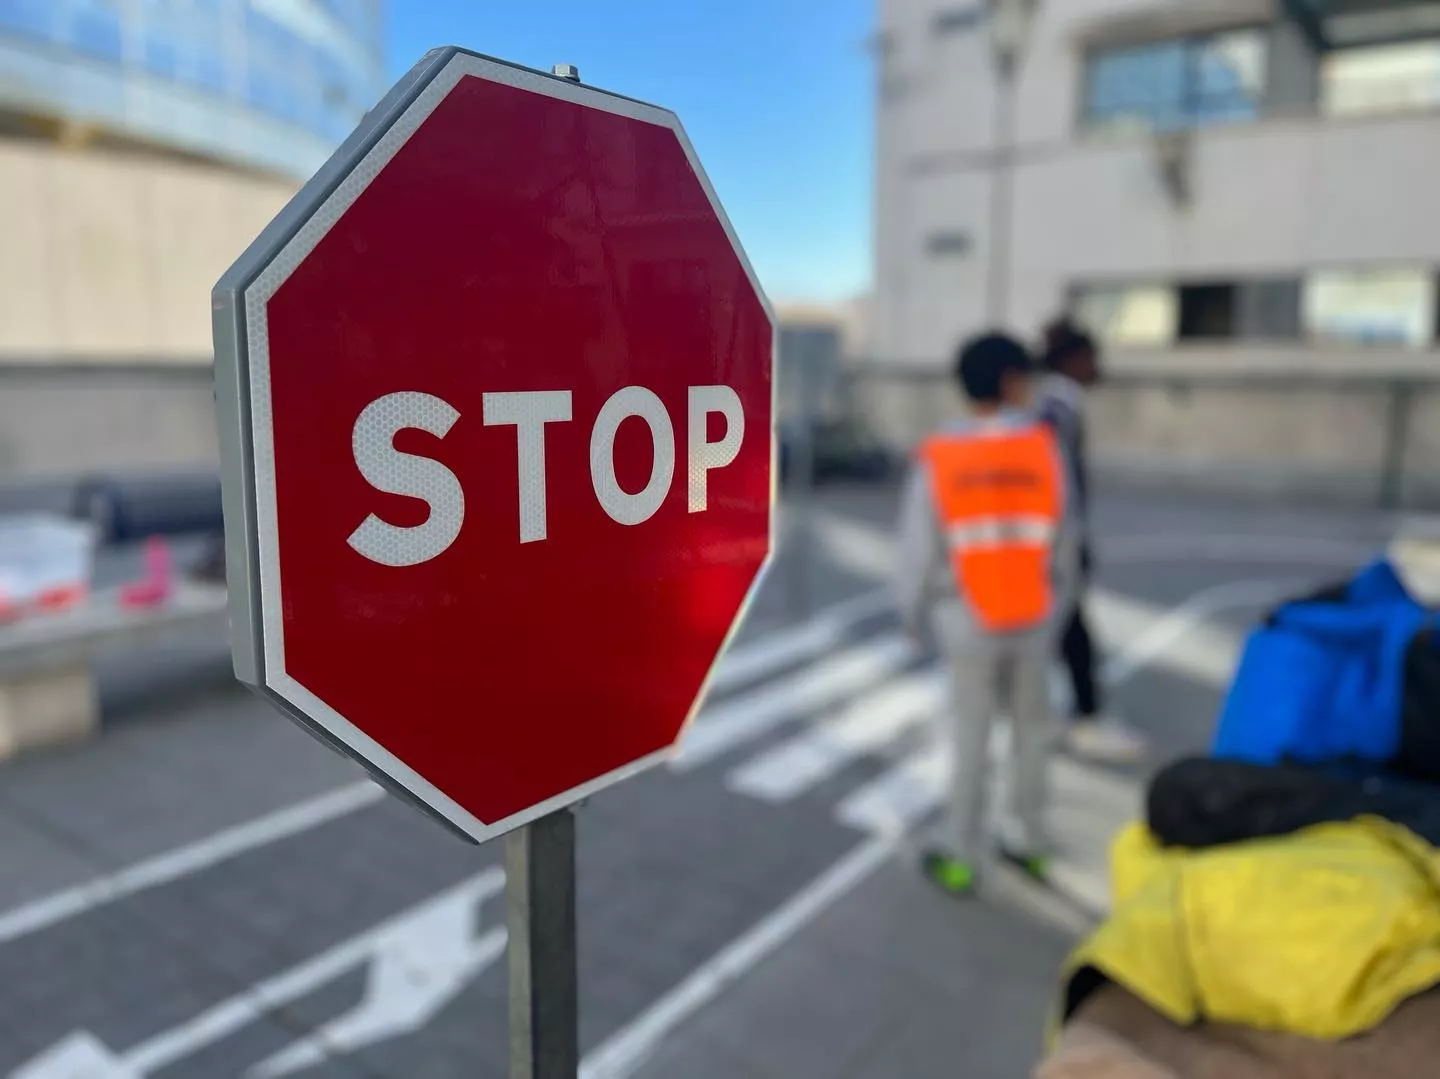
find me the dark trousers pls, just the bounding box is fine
[1060,602,1101,720]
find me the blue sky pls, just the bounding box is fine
[386,1,874,305]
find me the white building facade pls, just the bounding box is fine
[0,1,387,367]
[0,3,386,484]
[873,0,1440,373]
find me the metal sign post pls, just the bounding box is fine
[499,62,586,1079]
[506,808,579,1079]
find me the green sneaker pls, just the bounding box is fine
[998,845,1050,884]
[921,851,977,897]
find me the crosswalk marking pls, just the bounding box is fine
[727,669,946,802]
[809,506,1252,692]
[689,607,1137,903]
[708,589,889,695]
[834,749,947,836]
[672,634,915,770]
[687,567,1171,919]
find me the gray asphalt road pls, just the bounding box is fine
[0,484,1403,1077]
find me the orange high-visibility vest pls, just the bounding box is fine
[919,422,1065,633]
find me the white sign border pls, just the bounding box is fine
[214,49,777,844]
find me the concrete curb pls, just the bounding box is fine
[0,583,228,759]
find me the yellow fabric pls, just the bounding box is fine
[1061,817,1440,1041]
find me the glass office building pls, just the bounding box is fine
[0,1,386,179]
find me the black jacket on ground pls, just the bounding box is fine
[1147,757,1440,850]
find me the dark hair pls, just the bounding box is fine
[1042,317,1097,372]
[954,332,1032,402]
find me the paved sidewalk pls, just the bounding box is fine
[627,850,1081,1079]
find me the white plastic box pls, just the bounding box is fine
[0,514,97,618]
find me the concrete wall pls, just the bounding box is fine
[0,365,217,484]
[1402,387,1440,507]
[846,366,1440,509]
[1084,377,1394,505]
[0,137,295,362]
[1,358,1429,510]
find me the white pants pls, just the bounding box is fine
[931,601,1054,862]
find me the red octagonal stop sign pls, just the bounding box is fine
[214,49,774,843]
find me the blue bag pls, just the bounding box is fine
[1211,558,1431,770]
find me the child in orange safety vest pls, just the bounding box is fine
[895,332,1079,897]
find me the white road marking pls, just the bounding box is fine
[985,860,1097,939]
[829,722,1134,916]
[0,591,891,946]
[584,721,1134,1079]
[835,750,947,836]
[1100,533,1374,566]
[0,782,384,947]
[1045,756,1142,915]
[715,631,1131,916]
[9,870,507,1079]
[247,873,508,1077]
[0,507,1303,1078]
[728,670,946,801]
[810,511,898,581]
[810,509,1261,690]
[579,836,896,1079]
[8,1036,123,1079]
[1095,580,1283,689]
[672,634,915,770]
[709,588,890,694]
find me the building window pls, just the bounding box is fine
[926,230,972,257]
[1175,279,1305,340]
[1078,278,1303,346]
[70,3,123,62]
[1321,40,1440,117]
[1076,273,1440,349]
[932,5,984,36]
[1074,285,1178,346]
[1084,29,1268,133]
[1177,283,1237,339]
[0,1,52,43]
[1303,268,1437,348]
[1237,279,1302,339]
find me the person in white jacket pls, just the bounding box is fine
[896,333,1080,896]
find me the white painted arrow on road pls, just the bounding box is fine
[10,869,507,1079]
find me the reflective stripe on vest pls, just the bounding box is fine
[946,515,1057,551]
[920,423,1064,633]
